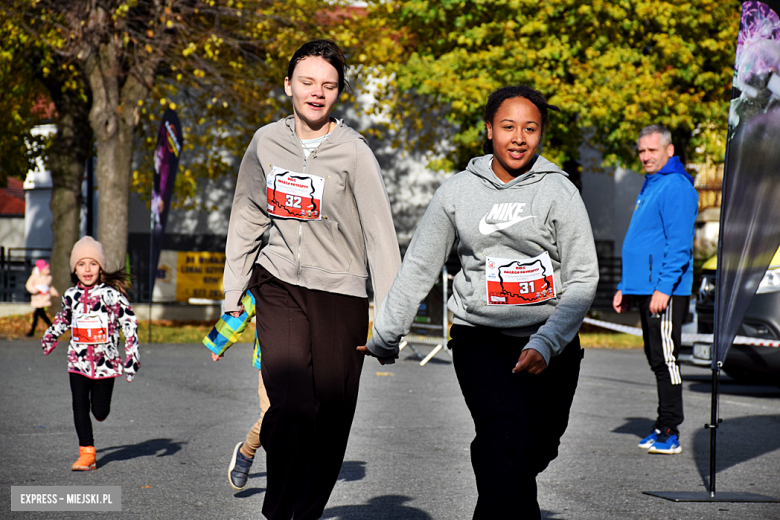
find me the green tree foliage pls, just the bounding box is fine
[0,17,52,184]
[369,0,740,173]
[0,7,93,308]
[130,4,375,211]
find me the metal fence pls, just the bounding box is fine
[594,256,622,310]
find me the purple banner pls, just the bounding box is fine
[150,108,183,295]
[714,0,780,365]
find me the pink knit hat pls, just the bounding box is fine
[70,236,106,272]
[35,259,49,272]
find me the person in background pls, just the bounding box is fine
[25,259,58,337]
[41,236,139,471]
[612,124,698,455]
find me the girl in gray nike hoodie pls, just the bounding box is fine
[363,86,598,519]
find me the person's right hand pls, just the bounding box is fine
[356,345,397,365]
[226,303,245,319]
[42,334,57,355]
[612,290,627,314]
[211,352,222,362]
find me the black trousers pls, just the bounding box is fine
[451,325,583,520]
[636,294,687,436]
[250,267,368,520]
[30,308,52,333]
[69,372,115,447]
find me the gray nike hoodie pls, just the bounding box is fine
[367,154,599,366]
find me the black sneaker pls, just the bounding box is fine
[228,442,254,490]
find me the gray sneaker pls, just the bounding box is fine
[228,442,254,490]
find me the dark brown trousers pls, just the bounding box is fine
[249,267,368,520]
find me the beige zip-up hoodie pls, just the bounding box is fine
[223,116,401,312]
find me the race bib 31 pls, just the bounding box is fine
[485,252,556,305]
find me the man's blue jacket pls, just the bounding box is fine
[618,156,699,296]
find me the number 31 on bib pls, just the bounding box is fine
[485,252,557,305]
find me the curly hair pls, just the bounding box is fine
[287,39,350,94]
[482,85,560,154]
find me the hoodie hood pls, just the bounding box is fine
[639,155,693,196]
[282,115,367,146]
[656,156,694,184]
[466,154,569,190]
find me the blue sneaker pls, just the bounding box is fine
[228,442,254,490]
[638,429,661,449]
[647,430,682,454]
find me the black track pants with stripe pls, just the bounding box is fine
[637,294,688,436]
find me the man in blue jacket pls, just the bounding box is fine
[613,125,699,455]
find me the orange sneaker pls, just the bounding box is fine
[71,446,96,471]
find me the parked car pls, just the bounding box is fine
[693,247,780,386]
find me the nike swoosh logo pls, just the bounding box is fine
[479,215,535,235]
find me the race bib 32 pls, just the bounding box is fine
[267,166,325,221]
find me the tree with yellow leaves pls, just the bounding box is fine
[369,0,740,179]
[0,10,93,306]
[5,0,354,273]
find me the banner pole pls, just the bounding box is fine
[707,364,721,497]
[149,209,153,343]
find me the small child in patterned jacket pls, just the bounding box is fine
[42,236,139,471]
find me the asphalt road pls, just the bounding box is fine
[2,338,779,519]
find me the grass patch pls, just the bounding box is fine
[135,320,257,344]
[579,332,643,349]
[3,313,643,349]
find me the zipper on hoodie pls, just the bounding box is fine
[81,285,95,376]
[298,147,310,284]
[294,130,307,284]
[648,255,653,282]
[294,123,327,284]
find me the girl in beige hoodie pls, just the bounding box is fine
[220,40,401,519]
[25,259,58,336]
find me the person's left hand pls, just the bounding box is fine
[649,290,670,315]
[513,348,547,375]
[211,352,223,362]
[357,345,398,365]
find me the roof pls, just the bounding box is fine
[0,178,25,216]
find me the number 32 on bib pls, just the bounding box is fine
[485,252,557,305]
[267,166,325,221]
